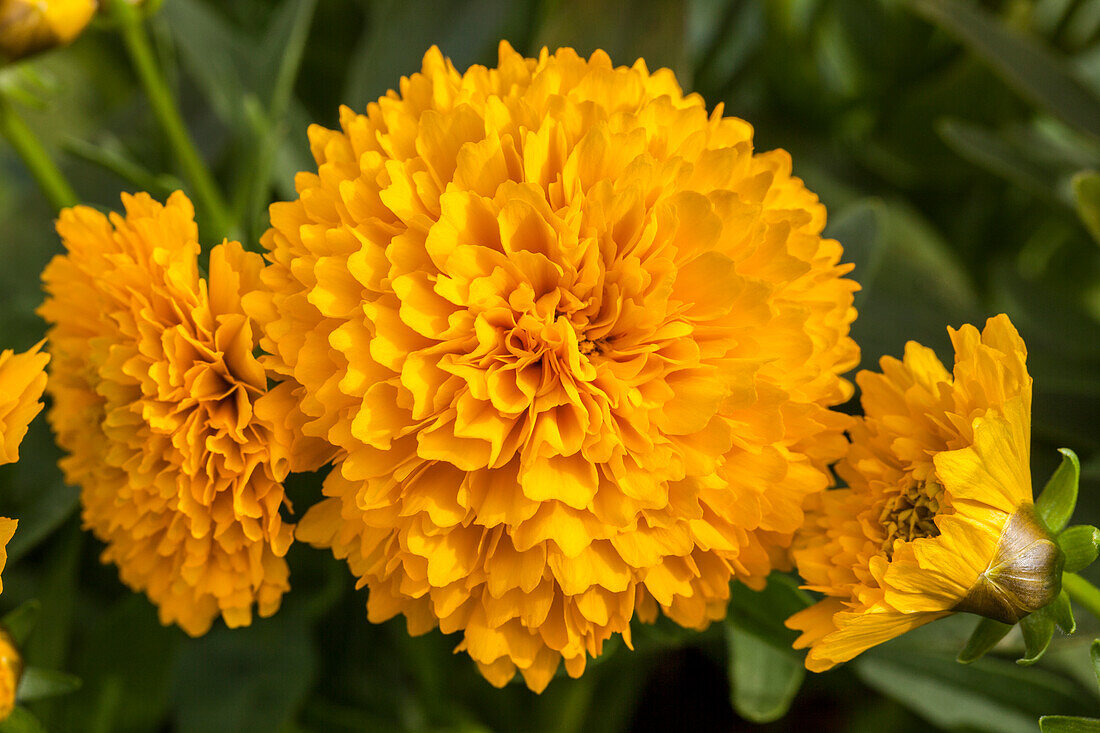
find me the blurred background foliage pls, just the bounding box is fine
[1,0,1100,730]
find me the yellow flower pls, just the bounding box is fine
[787,314,1061,672]
[0,517,17,721]
[253,42,859,691]
[39,191,327,636]
[0,517,14,595]
[0,625,19,722]
[0,0,96,61]
[0,340,48,465]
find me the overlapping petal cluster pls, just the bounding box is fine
[0,340,47,466]
[40,192,321,635]
[787,314,1051,671]
[251,42,859,691]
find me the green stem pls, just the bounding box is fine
[244,0,317,244]
[0,96,77,211]
[1063,573,1100,622]
[109,0,233,238]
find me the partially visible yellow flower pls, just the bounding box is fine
[40,191,327,636]
[0,517,14,595]
[0,624,20,722]
[787,314,1062,672]
[0,0,96,61]
[0,517,17,721]
[0,341,47,465]
[254,42,859,691]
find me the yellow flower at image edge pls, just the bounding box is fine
[787,314,1061,672]
[0,339,33,719]
[0,340,48,466]
[0,0,96,61]
[254,42,860,691]
[40,192,327,636]
[0,623,20,722]
[0,517,16,721]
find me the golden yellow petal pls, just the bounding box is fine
[803,610,947,672]
[0,341,48,465]
[934,397,1032,513]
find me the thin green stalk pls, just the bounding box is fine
[109,0,233,238]
[1063,573,1100,622]
[0,96,77,211]
[244,0,317,244]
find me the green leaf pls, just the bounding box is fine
[827,199,884,308]
[343,0,537,112]
[534,0,688,83]
[937,118,1071,201]
[725,573,812,652]
[1040,716,1100,733]
[957,617,1013,664]
[726,625,804,724]
[1037,448,1082,533]
[1,601,40,646]
[856,643,1093,733]
[909,0,1100,139]
[988,265,1100,453]
[1072,171,1100,245]
[2,482,79,566]
[1018,611,1056,665]
[0,708,45,733]
[255,0,318,106]
[239,0,318,242]
[23,519,82,730]
[1059,525,1100,573]
[844,200,981,371]
[171,612,318,733]
[0,417,80,565]
[62,135,181,198]
[159,0,250,127]
[16,668,81,702]
[1090,639,1100,688]
[1046,590,1076,635]
[56,596,179,733]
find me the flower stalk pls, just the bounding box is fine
[107,0,233,239]
[0,94,76,211]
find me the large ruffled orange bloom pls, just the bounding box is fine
[40,192,325,635]
[251,42,860,691]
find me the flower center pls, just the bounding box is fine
[879,478,945,556]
